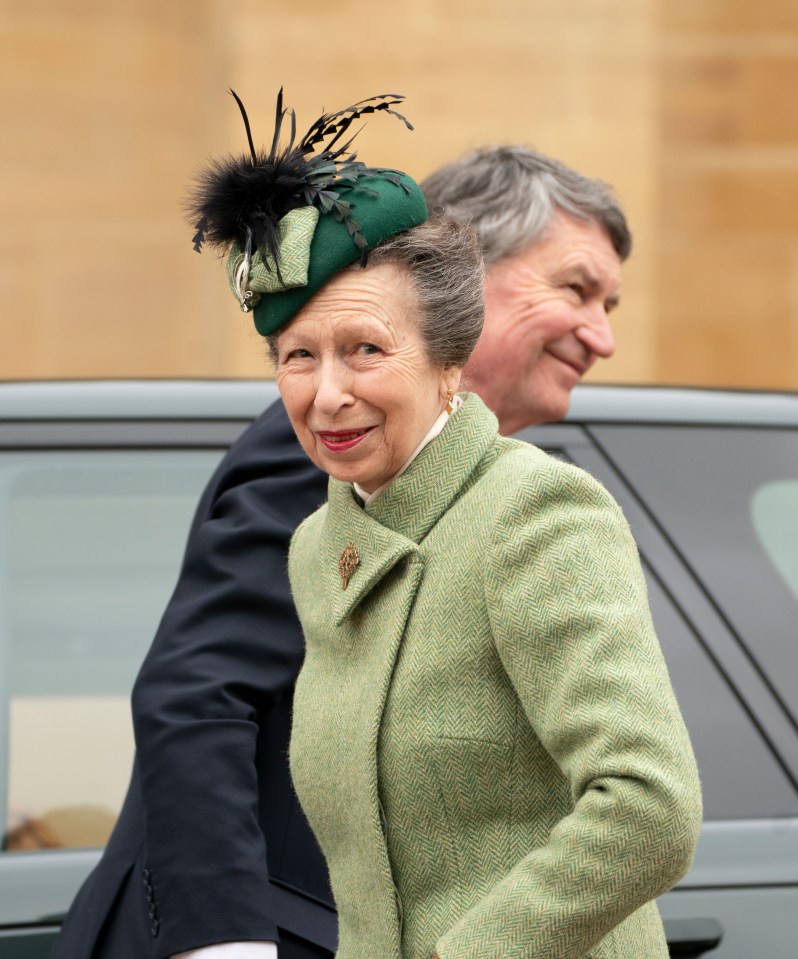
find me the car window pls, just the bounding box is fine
[590,425,798,730]
[643,561,798,818]
[538,434,798,819]
[752,480,798,605]
[0,449,224,853]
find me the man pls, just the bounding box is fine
[50,146,630,959]
[423,146,628,430]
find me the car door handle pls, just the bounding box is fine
[664,917,723,957]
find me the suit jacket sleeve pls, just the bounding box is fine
[436,457,702,959]
[130,399,327,958]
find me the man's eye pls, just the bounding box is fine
[567,284,584,297]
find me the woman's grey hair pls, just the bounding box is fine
[421,145,632,265]
[268,215,484,369]
[366,215,484,368]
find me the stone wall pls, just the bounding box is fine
[2,0,796,388]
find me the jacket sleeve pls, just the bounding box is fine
[131,399,328,959]
[436,457,702,959]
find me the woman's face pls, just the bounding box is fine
[276,261,460,494]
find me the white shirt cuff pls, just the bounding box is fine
[171,943,278,959]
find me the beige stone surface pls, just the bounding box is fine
[2,0,797,390]
[658,6,798,386]
[657,234,794,386]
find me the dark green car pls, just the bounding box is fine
[1,381,796,958]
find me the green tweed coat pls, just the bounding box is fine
[288,394,702,959]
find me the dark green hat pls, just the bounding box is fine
[187,89,427,336]
[252,173,426,335]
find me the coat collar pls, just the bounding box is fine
[320,394,499,622]
[365,393,499,542]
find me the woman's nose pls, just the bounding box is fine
[313,361,354,415]
[575,307,616,359]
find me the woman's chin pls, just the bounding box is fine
[332,467,380,491]
[320,457,387,492]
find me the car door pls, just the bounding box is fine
[518,417,798,959]
[0,417,237,958]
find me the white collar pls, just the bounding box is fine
[354,394,463,506]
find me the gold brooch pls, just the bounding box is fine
[338,543,360,590]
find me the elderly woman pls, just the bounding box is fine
[200,93,702,959]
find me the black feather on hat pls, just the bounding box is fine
[187,88,413,283]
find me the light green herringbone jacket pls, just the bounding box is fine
[288,394,702,959]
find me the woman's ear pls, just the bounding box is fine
[442,365,463,399]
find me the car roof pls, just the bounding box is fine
[1,379,797,427]
[566,384,798,426]
[0,379,282,421]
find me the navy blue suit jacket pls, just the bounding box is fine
[51,399,334,959]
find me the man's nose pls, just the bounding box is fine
[575,306,616,359]
[314,360,354,415]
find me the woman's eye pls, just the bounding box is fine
[282,347,312,361]
[358,343,382,355]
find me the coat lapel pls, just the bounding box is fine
[366,393,499,542]
[319,395,500,622]
[320,482,419,625]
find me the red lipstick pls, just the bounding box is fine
[317,427,373,453]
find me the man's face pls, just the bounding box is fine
[464,210,622,434]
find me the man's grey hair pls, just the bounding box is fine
[269,215,484,369]
[421,145,632,265]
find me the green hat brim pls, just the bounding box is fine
[253,173,427,336]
